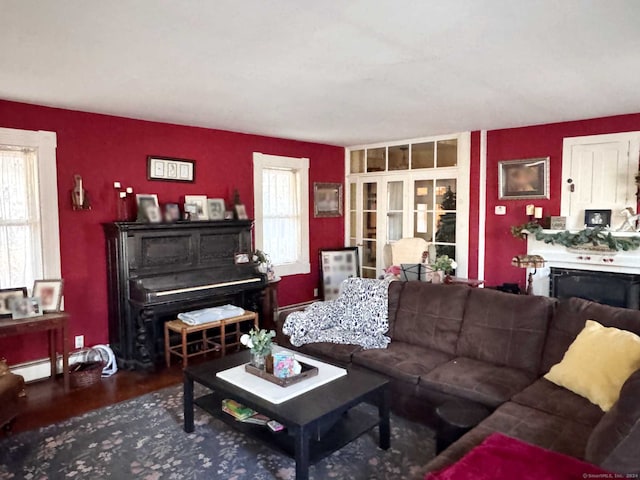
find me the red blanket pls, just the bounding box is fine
[426,433,610,480]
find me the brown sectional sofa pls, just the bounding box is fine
[275,281,640,475]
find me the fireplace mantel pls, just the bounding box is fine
[526,230,640,296]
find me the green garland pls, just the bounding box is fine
[511,222,640,251]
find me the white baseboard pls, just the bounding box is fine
[10,351,87,383]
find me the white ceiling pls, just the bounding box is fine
[2,1,640,146]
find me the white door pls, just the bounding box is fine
[562,133,640,229]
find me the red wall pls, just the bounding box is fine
[483,113,640,289]
[0,100,344,365]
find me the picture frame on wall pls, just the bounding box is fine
[319,247,360,301]
[498,157,550,200]
[184,195,208,220]
[33,279,64,312]
[0,287,27,318]
[584,209,612,228]
[147,156,195,183]
[207,199,226,220]
[314,183,343,218]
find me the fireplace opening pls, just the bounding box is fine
[550,268,640,309]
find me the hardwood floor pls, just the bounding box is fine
[4,363,185,436]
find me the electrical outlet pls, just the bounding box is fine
[75,335,84,349]
[313,288,319,297]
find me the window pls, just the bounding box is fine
[253,153,310,276]
[0,128,60,288]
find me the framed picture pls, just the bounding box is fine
[550,216,567,230]
[207,199,226,220]
[498,157,550,200]
[11,297,42,320]
[184,195,208,220]
[183,203,198,220]
[147,156,195,183]
[135,194,159,222]
[0,287,27,318]
[319,247,360,301]
[235,204,249,220]
[234,253,250,264]
[165,203,181,221]
[33,279,64,312]
[585,209,612,228]
[314,183,343,218]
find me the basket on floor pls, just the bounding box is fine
[69,349,105,389]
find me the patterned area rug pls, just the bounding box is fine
[0,385,435,479]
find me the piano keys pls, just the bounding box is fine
[104,220,267,370]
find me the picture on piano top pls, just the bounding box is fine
[184,195,208,220]
[135,194,160,222]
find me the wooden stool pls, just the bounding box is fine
[164,310,258,367]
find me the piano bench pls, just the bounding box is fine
[164,311,259,367]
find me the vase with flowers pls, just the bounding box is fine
[240,328,276,370]
[430,255,457,284]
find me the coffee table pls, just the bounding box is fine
[183,350,390,480]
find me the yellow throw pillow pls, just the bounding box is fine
[545,320,640,411]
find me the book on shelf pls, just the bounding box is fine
[222,399,256,421]
[237,413,270,426]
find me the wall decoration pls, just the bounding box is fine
[550,216,567,230]
[0,287,27,318]
[616,207,639,232]
[584,209,612,228]
[147,156,195,183]
[314,183,343,218]
[33,279,64,312]
[235,204,249,220]
[135,194,160,222]
[71,174,91,210]
[319,247,360,301]
[498,157,550,200]
[11,296,42,320]
[184,195,208,220]
[511,222,640,251]
[207,199,226,220]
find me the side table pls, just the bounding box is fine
[0,313,70,391]
[435,398,491,453]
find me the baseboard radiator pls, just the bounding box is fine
[9,351,87,383]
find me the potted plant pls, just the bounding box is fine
[240,328,276,370]
[430,255,458,284]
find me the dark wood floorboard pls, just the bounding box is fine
[2,358,216,437]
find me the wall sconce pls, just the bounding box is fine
[71,174,91,210]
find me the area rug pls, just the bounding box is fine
[0,385,435,479]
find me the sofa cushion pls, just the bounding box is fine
[585,369,640,475]
[456,288,554,375]
[297,342,361,366]
[351,341,454,385]
[420,357,534,407]
[511,378,604,427]
[541,297,640,373]
[424,401,594,473]
[391,282,470,354]
[545,320,640,411]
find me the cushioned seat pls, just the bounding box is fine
[512,378,604,427]
[419,357,535,407]
[425,401,595,473]
[297,342,361,366]
[352,341,453,384]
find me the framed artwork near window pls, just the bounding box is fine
[319,247,360,301]
[498,157,550,200]
[584,209,612,228]
[147,156,195,183]
[314,182,343,218]
[0,287,27,318]
[33,279,64,312]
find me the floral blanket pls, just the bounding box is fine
[282,277,393,349]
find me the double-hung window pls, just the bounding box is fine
[0,127,60,288]
[253,153,310,276]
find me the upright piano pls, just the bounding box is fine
[103,220,267,370]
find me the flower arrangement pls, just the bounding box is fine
[240,328,276,356]
[431,255,457,274]
[252,249,270,264]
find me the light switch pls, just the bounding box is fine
[495,206,507,215]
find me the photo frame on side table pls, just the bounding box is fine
[585,209,612,228]
[498,157,550,200]
[33,279,64,312]
[11,297,43,320]
[147,156,195,183]
[314,183,343,218]
[319,247,360,301]
[0,287,27,318]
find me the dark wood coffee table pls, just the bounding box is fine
[183,350,390,480]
